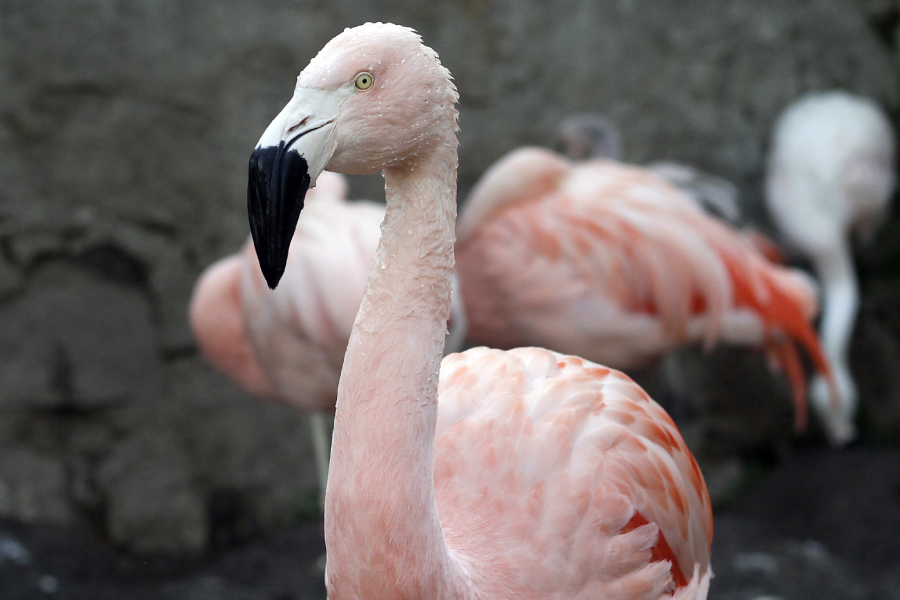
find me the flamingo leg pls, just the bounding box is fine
[809,239,859,444]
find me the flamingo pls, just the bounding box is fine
[455,142,838,438]
[247,22,712,599]
[554,114,792,416]
[190,171,467,499]
[766,90,896,444]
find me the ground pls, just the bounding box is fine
[0,446,897,600]
[711,446,900,600]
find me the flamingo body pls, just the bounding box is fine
[456,148,829,411]
[247,22,711,599]
[193,172,467,409]
[766,91,896,443]
[432,347,712,598]
[767,92,895,255]
[554,114,743,226]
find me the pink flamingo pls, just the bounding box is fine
[190,171,467,498]
[247,23,712,599]
[456,144,837,436]
[766,91,896,444]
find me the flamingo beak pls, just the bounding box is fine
[247,89,341,288]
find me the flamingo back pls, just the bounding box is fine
[434,347,712,599]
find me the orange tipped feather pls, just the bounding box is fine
[622,511,688,589]
[716,246,838,428]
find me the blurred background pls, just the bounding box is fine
[1,1,899,598]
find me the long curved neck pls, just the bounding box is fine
[324,140,464,599]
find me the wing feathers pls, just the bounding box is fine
[435,347,712,598]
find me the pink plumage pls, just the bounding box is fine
[247,22,712,599]
[435,348,712,598]
[190,171,385,411]
[457,147,835,430]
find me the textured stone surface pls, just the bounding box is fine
[0,450,71,526]
[96,429,207,554]
[0,0,898,556]
[0,261,163,410]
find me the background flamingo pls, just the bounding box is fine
[766,90,896,445]
[555,114,791,421]
[190,171,467,499]
[455,145,839,440]
[247,22,712,599]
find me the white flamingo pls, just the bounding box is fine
[766,90,896,444]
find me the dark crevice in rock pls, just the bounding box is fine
[74,245,149,287]
[39,81,115,99]
[16,249,64,275]
[67,453,110,542]
[0,237,16,264]
[32,404,117,420]
[866,7,900,51]
[207,489,263,550]
[18,243,151,291]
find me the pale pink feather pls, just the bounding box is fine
[435,347,713,598]
[189,254,278,399]
[240,179,385,409]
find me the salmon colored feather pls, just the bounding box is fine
[457,147,837,432]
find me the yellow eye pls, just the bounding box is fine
[354,72,374,90]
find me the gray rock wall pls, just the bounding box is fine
[1,0,898,553]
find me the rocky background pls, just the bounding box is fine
[1,0,900,596]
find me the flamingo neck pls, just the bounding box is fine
[324,140,464,599]
[814,240,859,383]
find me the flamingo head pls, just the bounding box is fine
[248,22,458,288]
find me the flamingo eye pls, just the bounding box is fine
[354,72,374,90]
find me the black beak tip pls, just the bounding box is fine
[247,144,311,291]
[262,266,283,290]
